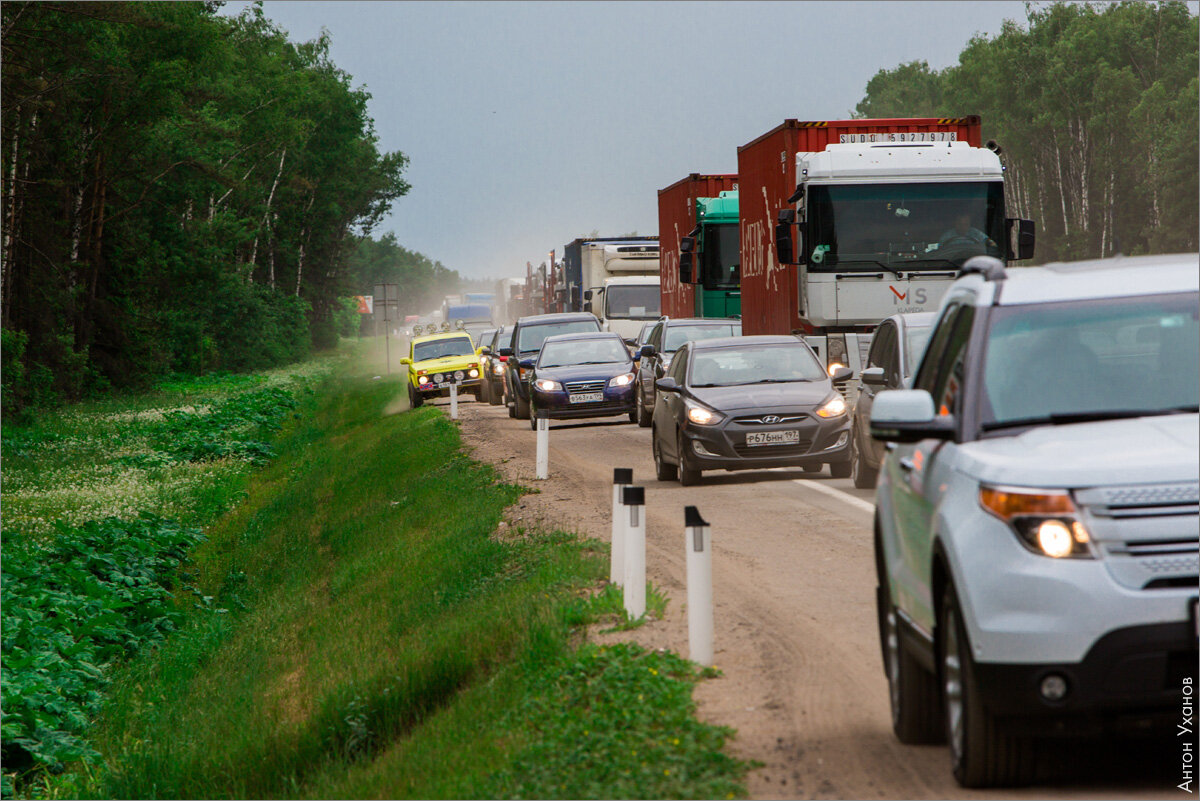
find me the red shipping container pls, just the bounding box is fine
[737,117,982,335]
[657,173,739,319]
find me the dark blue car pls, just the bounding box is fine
[523,332,638,429]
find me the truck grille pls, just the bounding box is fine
[564,379,606,393]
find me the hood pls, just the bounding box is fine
[415,354,477,370]
[958,414,1200,488]
[690,381,834,413]
[536,361,634,382]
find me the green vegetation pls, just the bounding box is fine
[3,352,749,799]
[855,1,1199,262]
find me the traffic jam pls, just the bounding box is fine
[400,117,1198,789]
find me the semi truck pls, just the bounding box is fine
[558,237,661,341]
[658,174,741,319]
[737,116,1035,381]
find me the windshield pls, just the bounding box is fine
[539,338,630,368]
[701,223,740,289]
[414,336,475,361]
[903,326,935,378]
[807,181,1005,270]
[689,344,826,387]
[664,323,741,353]
[517,320,601,353]
[981,292,1199,428]
[605,285,661,319]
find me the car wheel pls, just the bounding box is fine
[876,534,942,744]
[829,459,852,480]
[636,394,652,428]
[529,399,538,431]
[489,380,503,406]
[677,433,701,486]
[478,379,489,404]
[409,386,424,408]
[515,393,530,420]
[941,581,1035,787]
[506,385,516,418]
[653,425,677,482]
[851,434,879,489]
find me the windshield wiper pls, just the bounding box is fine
[836,259,905,279]
[742,378,811,384]
[981,406,1199,432]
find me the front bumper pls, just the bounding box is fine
[681,411,851,471]
[532,383,635,420]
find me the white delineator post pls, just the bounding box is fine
[535,410,549,480]
[610,468,632,586]
[685,505,714,666]
[449,383,459,419]
[622,485,646,620]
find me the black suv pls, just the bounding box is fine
[500,312,602,418]
[634,317,741,427]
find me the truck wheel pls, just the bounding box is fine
[653,426,677,482]
[829,459,852,480]
[636,395,652,428]
[677,433,702,486]
[851,435,879,489]
[877,534,943,744]
[941,582,1035,787]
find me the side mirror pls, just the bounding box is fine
[499,347,513,357]
[639,343,655,359]
[655,376,680,393]
[1006,218,1036,261]
[830,366,854,384]
[869,389,955,443]
[680,236,695,253]
[480,346,492,356]
[583,301,593,313]
[400,357,412,366]
[584,289,593,301]
[518,358,536,370]
[775,209,795,266]
[679,252,694,284]
[861,367,886,387]
[624,338,637,347]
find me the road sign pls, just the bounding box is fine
[355,295,374,314]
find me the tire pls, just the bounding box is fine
[678,433,701,486]
[628,407,637,423]
[515,393,530,420]
[940,582,1035,787]
[829,459,852,480]
[409,386,424,408]
[636,393,652,428]
[653,426,677,482]
[851,434,879,489]
[488,379,503,406]
[506,383,517,418]
[528,399,538,431]
[876,535,943,744]
[478,378,490,404]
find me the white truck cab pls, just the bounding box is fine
[586,274,662,343]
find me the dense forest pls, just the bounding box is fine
[0,2,466,417]
[855,1,1199,263]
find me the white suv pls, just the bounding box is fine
[870,253,1199,787]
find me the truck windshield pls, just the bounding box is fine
[980,292,1199,430]
[701,223,740,289]
[807,181,1005,271]
[605,285,661,319]
[413,336,475,361]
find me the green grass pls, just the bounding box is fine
[6,347,751,799]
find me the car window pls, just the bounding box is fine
[648,322,664,350]
[867,323,898,386]
[413,336,475,361]
[902,325,934,380]
[517,319,601,353]
[913,303,963,395]
[663,323,741,352]
[539,338,630,367]
[668,345,689,381]
[929,307,975,417]
[687,343,826,387]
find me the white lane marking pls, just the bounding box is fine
[791,479,876,514]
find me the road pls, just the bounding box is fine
[426,388,1176,799]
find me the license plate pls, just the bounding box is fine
[569,392,604,404]
[745,430,800,446]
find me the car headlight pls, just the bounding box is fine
[815,394,847,418]
[519,367,529,379]
[534,379,562,392]
[685,400,723,426]
[493,362,506,375]
[608,373,635,387]
[417,375,431,386]
[468,368,480,378]
[978,486,1093,558]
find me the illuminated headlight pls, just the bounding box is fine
[468,368,480,378]
[519,367,529,379]
[815,395,847,418]
[418,376,431,386]
[978,486,1094,559]
[608,373,635,387]
[534,379,562,392]
[685,400,723,426]
[493,362,506,375]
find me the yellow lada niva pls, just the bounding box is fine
[402,331,482,408]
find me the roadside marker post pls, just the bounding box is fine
[535,410,549,479]
[685,506,714,666]
[610,468,632,586]
[622,485,646,620]
[449,383,459,419]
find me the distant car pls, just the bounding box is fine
[631,321,656,371]
[480,325,512,406]
[523,332,638,429]
[848,312,936,488]
[635,318,742,427]
[402,331,482,408]
[870,254,1198,787]
[651,335,853,485]
[472,327,498,402]
[500,312,602,419]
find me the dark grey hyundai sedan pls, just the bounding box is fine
[650,335,854,485]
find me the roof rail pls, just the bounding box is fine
[959,255,1007,282]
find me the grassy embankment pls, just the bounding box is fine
[2,342,750,799]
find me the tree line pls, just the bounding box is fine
[0,2,465,417]
[854,1,1198,263]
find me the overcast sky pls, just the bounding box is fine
[221,2,1065,281]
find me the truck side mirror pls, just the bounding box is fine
[584,289,593,300]
[679,252,694,284]
[1006,218,1036,261]
[584,301,592,313]
[679,236,695,253]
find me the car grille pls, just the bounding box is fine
[564,379,606,393]
[1074,481,1199,590]
[733,414,808,425]
[732,439,814,457]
